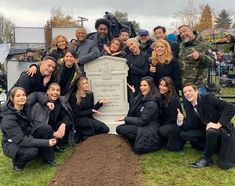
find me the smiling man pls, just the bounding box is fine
[30,83,73,154]
[12,56,57,95]
[178,25,215,95]
[177,83,235,169]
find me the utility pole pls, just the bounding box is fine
[77,16,88,27]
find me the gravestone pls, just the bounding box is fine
[84,56,129,133]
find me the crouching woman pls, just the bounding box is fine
[0,87,57,171]
[116,76,162,153]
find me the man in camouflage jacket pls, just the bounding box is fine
[178,25,215,93]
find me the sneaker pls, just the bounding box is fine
[190,158,213,168]
[13,165,23,171]
[44,160,59,166]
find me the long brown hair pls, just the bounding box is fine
[159,76,178,107]
[151,39,173,66]
[9,87,26,102]
[75,76,88,106]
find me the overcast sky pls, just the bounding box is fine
[0,0,234,33]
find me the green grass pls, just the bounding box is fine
[0,139,72,186]
[139,144,235,186]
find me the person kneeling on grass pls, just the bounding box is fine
[177,83,235,169]
[30,83,74,152]
[0,87,57,171]
[116,76,162,153]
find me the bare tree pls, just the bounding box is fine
[0,13,14,43]
[172,0,199,29]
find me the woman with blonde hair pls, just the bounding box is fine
[47,35,69,61]
[150,39,182,94]
[68,76,110,141]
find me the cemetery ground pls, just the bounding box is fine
[0,87,235,186]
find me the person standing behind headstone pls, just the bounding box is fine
[178,25,215,95]
[118,28,130,56]
[47,35,69,61]
[88,18,111,54]
[153,26,179,59]
[74,26,100,75]
[26,49,82,102]
[12,56,57,95]
[125,38,150,95]
[103,38,125,57]
[137,29,154,56]
[150,39,182,94]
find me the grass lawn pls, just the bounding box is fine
[0,142,72,186]
[0,87,234,186]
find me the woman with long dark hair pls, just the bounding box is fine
[116,76,161,153]
[158,76,184,151]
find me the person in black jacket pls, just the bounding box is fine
[12,56,57,95]
[150,39,182,94]
[88,18,111,53]
[69,76,109,141]
[125,38,150,96]
[116,76,161,153]
[1,87,57,171]
[157,76,184,151]
[177,83,235,169]
[47,35,69,61]
[30,83,73,150]
[153,26,179,59]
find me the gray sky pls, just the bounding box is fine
[0,0,234,33]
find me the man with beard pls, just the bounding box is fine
[178,25,215,94]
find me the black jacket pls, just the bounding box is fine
[159,95,181,126]
[126,51,150,90]
[30,94,72,132]
[69,92,103,121]
[125,93,161,153]
[13,66,51,95]
[181,94,235,169]
[181,94,235,132]
[1,101,48,159]
[150,58,182,93]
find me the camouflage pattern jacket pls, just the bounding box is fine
[179,32,215,85]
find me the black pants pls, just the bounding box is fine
[158,124,184,151]
[116,124,138,145]
[32,125,55,162]
[180,129,206,150]
[76,117,109,139]
[181,128,221,158]
[13,147,38,168]
[204,128,221,158]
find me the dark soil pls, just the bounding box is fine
[51,134,140,186]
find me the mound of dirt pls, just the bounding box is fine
[51,134,140,186]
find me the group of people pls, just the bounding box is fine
[1,17,235,172]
